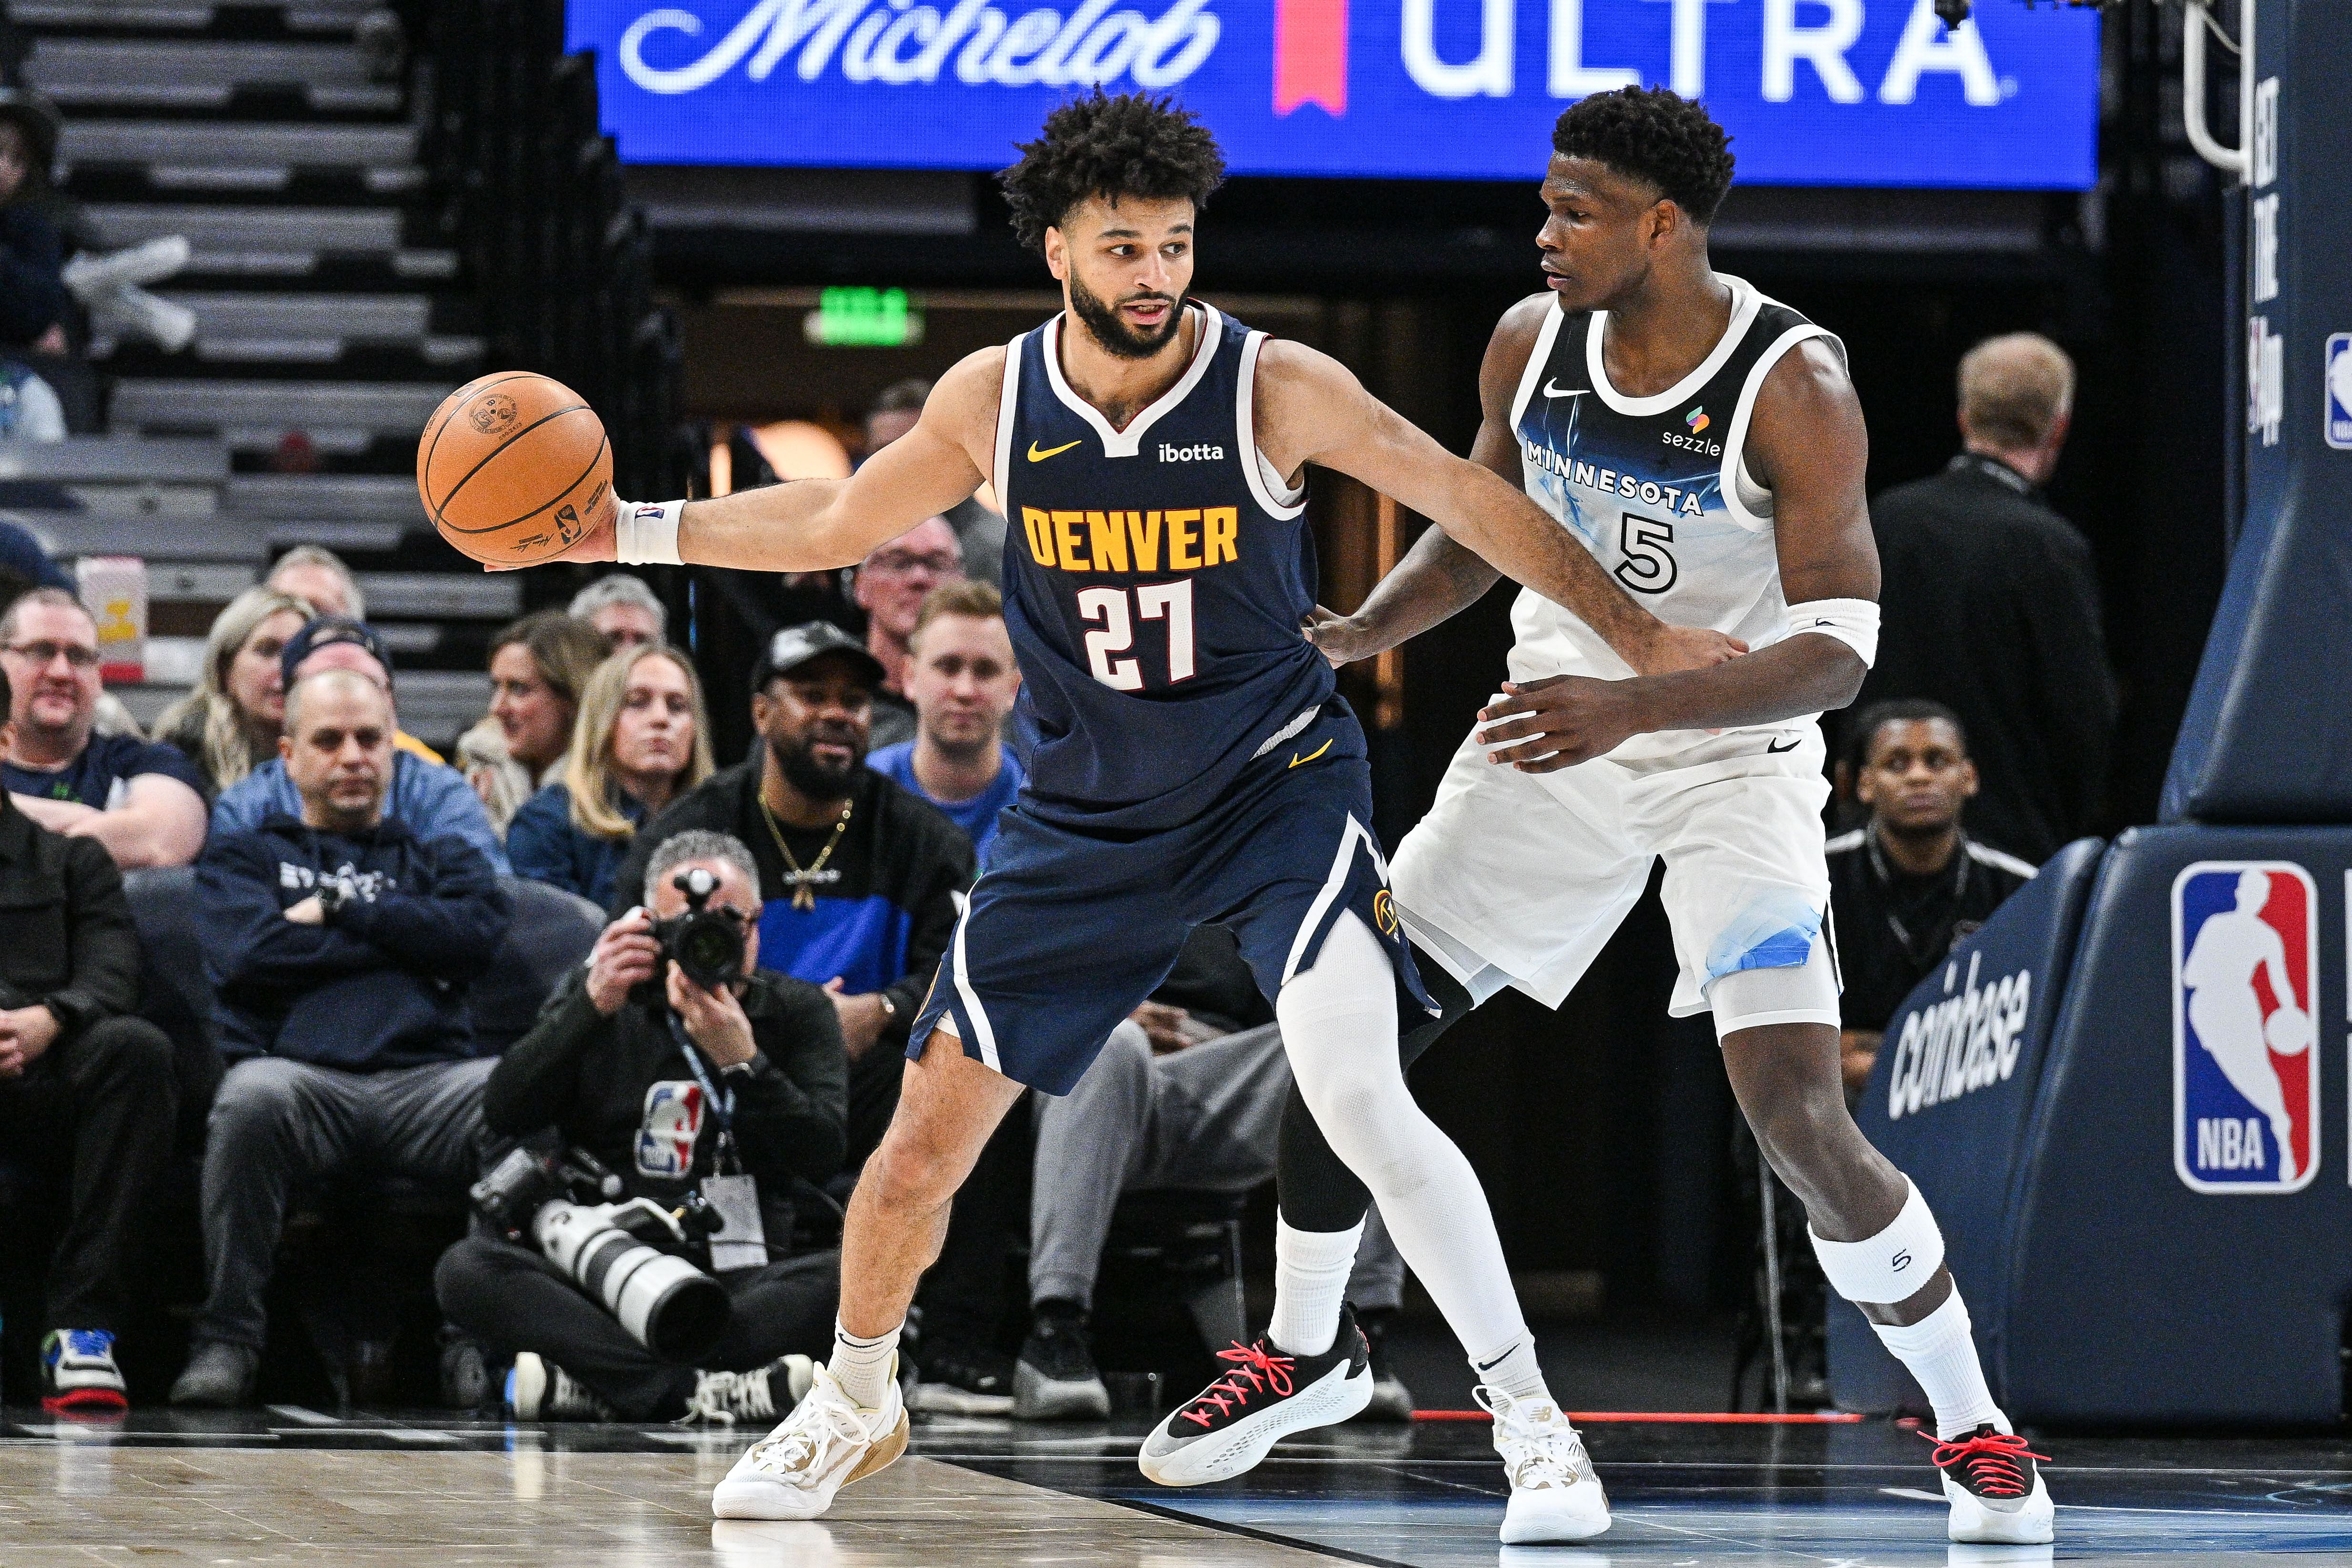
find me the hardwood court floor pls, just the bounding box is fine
[8,1408,2352,1566]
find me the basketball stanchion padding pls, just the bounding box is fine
[417,372,615,565]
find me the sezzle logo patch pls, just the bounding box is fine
[636,1079,707,1179]
[2174,861,2318,1193]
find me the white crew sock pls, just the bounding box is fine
[827,1318,900,1410]
[1277,914,1534,1367]
[1469,1331,1551,1406]
[1269,1216,1362,1356]
[1869,1290,2004,1439]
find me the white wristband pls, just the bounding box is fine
[1785,597,1880,669]
[615,499,685,567]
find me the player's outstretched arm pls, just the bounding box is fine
[1258,334,1741,676]
[1478,338,1878,771]
[519,348,1000,573]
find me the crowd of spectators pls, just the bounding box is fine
[0,333,2107,1423]
[0,461,1416,1421]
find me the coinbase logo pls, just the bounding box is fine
[618,0,1221,93]
[2172,861,2318,1193]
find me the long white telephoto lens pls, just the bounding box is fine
[533,1201,729,1360]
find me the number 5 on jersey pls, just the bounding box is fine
[1080,581,1196,690]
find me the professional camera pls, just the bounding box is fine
[469,1145,729,1360]
[649,865,748,992]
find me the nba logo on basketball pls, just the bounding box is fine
[636,1080,706,1179]
[2172,861,2318,1193]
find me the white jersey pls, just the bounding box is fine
[1504,276,1843,761]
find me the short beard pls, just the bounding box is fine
[1068,269,1185,361]
[772,734,860,802]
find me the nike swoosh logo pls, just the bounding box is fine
[1289,738,1334,769]
[1027,439,1081,462]
[1767,737,1800,753]
[1475,1352,1510,1372]
[1542,379,1588,399]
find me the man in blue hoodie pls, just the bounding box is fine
[173,667,513,1406]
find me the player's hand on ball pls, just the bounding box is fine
[1630,623,1747,676]
[668,960,757,1067]
[586,907,662,1015]
[1478,675,1642,772]
[1303,605,1377,668]
[483,506,619,573]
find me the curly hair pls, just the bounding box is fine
[999,91,1226,253]
[1551,86,1736,225]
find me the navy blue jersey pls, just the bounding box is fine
[991,303,1335,831]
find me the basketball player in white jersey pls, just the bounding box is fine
[1293,88,2055,1546]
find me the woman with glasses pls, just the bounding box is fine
[154,587,312,800]
[507,644,714,907]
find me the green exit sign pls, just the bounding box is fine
[805,287,924,348]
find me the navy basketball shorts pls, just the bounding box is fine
[906,707,1434,1095]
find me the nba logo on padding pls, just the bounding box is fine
[2173,861,2318,1193]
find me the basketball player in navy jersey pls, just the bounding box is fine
[534,93,1734,1538]
[1294,88,2054,1546]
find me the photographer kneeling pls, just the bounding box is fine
[434,830,848,1423]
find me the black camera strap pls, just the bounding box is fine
[664,1009,743,1177]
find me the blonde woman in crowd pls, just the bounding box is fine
[459,610,610,835]
[154,586,313,799]
[506,643,713,906]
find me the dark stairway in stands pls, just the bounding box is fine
[15,0,683,748]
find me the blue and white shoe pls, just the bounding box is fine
[42,1330,128,1413]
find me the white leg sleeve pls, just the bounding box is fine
[1278,912,1532,1362]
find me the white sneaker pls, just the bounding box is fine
[504,1352,615,1421]
[1932,1425,2055,1545]
[1481,1385,1611,1544]
[679,1355,815,1426]
[711,1364,909,1521]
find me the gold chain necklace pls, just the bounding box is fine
[760,793,853,912]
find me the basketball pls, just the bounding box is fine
[416,371,614,565]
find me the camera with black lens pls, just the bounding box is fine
[649,866,748,993]
[469,1144,729,1360]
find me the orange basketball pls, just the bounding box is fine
[417,371,614,565]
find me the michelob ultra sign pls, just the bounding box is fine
[569,0,2101,187]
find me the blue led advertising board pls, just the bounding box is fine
[566,0,2101,189]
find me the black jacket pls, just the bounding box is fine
[0,790,139,1039]
[1851,454,2119,862]
[484,965,848,1214]
[196,813,513,1069]
[0,202,70,350]
[608,761,973,1051]
[1827,824,2036,1035]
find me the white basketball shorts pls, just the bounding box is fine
[1391,720,1840,1035]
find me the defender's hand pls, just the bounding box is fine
[587,907,661,1015]
[1303,605,1378,668]
[1629,623,1746,676]
[1477,675,1644,773]
[668,961,756,1067]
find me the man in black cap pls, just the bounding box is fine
[0,85,72,359]
[612,622,973,1166]
[211,616,506,871]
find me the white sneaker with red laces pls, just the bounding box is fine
[1931,1424,2054,1545]
[1481,1385,1611,1543]
[1138,1305,1372,1487]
